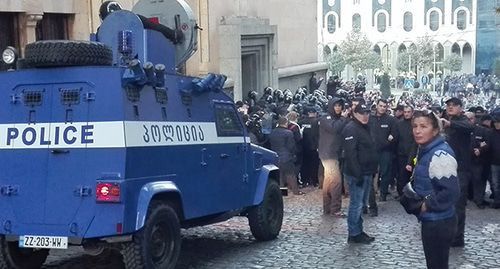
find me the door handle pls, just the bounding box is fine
[220,153,230,159]
[51,149,70,154]
[201,148,207,166]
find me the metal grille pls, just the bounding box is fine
[23,91,43,106]
[60,89,81,105]
[155,88,168,104]
[126,87,141,102]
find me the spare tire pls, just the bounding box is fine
[24,40,113,67]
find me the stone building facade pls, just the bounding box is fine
[0,0,326,101]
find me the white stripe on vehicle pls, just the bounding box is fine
[0,121,246,149]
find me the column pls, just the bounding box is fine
[19,13,43,56]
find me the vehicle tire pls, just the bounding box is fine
[24,40,113,67]
[121,201,181,269]
[0,236,49,269]
[248,180,284,241]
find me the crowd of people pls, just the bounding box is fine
[236,72,500,268]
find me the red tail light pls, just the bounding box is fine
[96,183,121,203]
[148,17,160,24]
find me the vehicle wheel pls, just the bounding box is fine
[121,201,181,269]
[248,180,284,241]
[24,40,113,67]
[0,236,49,269]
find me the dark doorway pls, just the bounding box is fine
[36,13,70,41]
[241,53,259,100]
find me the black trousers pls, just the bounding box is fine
[301,149,319,185]
[470,163,487,205]
[421,215,457,269]
[365,175,377,211]
[397,155,412,196]
[454,170,471,244]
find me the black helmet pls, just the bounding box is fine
[308,96,318,105]
[264,86,273,95]
[265,95,274,104]
[292,94,301,104]
[248,90,258,100]
[99,1,122,21]
[273,89,283,100]
[276,92,285,102]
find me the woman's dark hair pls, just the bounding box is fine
[412,110,441,131]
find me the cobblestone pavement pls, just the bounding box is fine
[43,187,500,269]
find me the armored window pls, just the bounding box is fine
[214,103,244,137]
[352,14,361,30]
[0,12,20,71]
[403,12,413,32]
[429,11,440,31]
[457,10,467,30]
[377,13,386,32]
[327,14,336,33]
[36,13,70,40]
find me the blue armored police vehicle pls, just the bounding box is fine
[0,1,283,268]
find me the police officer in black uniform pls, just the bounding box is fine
[441,97,474,247]
[300,107,320,187]
[369,99,397,202]
[466,112,491,209]
[269,117,301,195]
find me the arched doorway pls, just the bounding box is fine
[398,44,407,53]
[451,43,461,55]
[434,43,444,73]
[463,43,472,73]
[381,44,391,69]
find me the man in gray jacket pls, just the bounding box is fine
[318,98,348,216]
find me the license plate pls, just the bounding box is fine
[19,235,68,249]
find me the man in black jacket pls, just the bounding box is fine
[269,117,301,195]
[394,104,417,196]
[369,99,397,202]
[466,112,490,209]
[309,72,324,94]
[326,75,341,97]
[318,98,348,216]
[342,104,378,244]
[300,108,320,187]
[489,111,500,208]
[441,97,474,247]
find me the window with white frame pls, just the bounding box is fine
[403,12,413,32]
[327,14,336,33]
[352,14,361,30]
[429,11,440,31]
[377,13,386,32]
[456,10,467,30]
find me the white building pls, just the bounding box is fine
[318,0,478,78]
